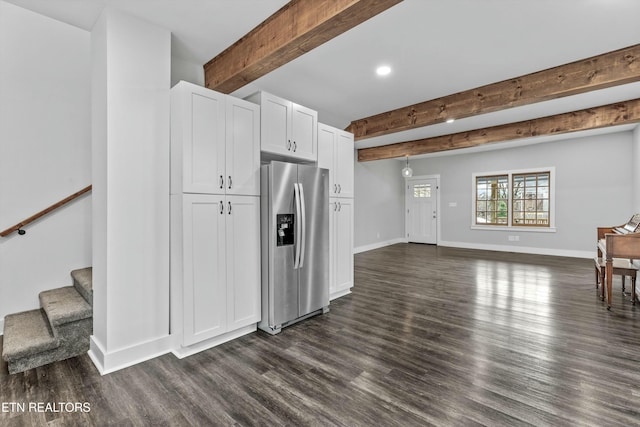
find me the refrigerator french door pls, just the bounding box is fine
[259,161,329,334]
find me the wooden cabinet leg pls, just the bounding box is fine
[606,259,613,309]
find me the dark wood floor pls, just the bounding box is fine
[1,244,639,426]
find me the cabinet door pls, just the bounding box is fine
[291,103,317,161]
[334,130,354,198]
[260,92,291,156]
[226,97,260,196]
[318,124,337,195]
[182,86,226,194]
[182,194,227,346]
[333,199,354,296]
[225,196,261,330]
[329,200,337,296]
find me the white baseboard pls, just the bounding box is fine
[354,237,408,254]
[438,240,593,259]
[172,324,256,359]
[330,288,351,301]
[88,334,173,375]
[0,318,4,336]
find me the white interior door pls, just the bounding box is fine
[406,178,438,244]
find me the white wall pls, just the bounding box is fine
[171,55,204,88]
[0,1,91,333]
[632,125,640,212]
[354,158,406,252]
[90,9,171,373]
[408,132,633,257]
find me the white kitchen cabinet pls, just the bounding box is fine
[246,91,317,162]
[225,195,261,331]
[170,81,261,354]
[225,97,260,196]
[321,123,354,300]
[171,194,260,348]
[171,82,225,195]
[178,194,227,346]
[318,123,354,198]
[329,198,354,300]
[171,81,260,196]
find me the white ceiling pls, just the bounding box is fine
[6,0,640,154]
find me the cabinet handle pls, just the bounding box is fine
[228,201,232,215]
[334,184,337,193]
[333,202,338,212]
[287,140,292,150]
[338,184,341,193]
[338,202,342,212]
[219,175,224,189]
[219,200,224,215]
[228,176,232,189]
[292,141,297,152]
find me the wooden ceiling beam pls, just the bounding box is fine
[357,99,640,161]
[348,44,640,140]
[204,0,404,94]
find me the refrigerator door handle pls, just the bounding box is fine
[293,183,302,269]
[298,182,306,269]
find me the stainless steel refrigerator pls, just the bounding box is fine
[259,161,329,334]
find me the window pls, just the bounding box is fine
[475,175,508,225]
[512,172,549,226]
[413,184,431,198]
[472,168,554,231]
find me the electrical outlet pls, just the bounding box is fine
[376,232,380,239]
[508,235,520,242]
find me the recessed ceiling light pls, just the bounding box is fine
[446,118,455,123]
[376,65,391,76]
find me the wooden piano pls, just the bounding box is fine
[597,214,640,309]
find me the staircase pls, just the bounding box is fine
[2,267,92,374]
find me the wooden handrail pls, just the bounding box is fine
[0,185,92,237]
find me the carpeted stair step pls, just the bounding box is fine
[40,286,92,327]
[71,267,92,306]
[2,289,93,374]
[2,268,94,374]
[2,309,59,362]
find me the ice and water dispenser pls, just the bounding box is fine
[276,214,295,247]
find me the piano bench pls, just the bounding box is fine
[593,257,637,305]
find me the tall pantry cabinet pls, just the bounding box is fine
[170,81,261,355]
[318,123,354,300]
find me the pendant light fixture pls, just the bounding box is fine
[401,156,413,178]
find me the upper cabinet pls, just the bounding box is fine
[225,97,261,196]
[318,123,354,198]
[246,91,317,162]
[171,81,260,196]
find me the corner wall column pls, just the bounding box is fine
[90,8,171,373]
